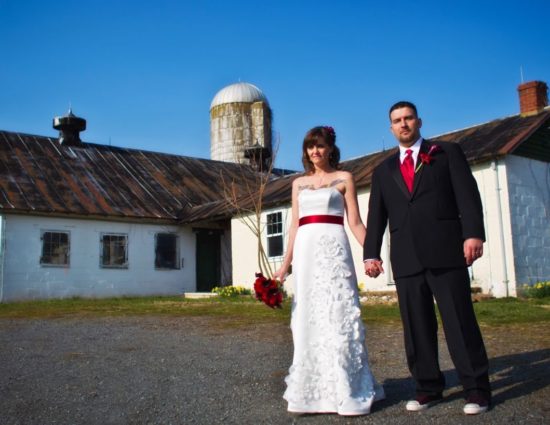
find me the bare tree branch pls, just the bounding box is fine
[219,138,281,279]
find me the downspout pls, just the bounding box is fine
[491,159,509,297]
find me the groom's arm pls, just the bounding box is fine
[445,142,485,241]
[444,142,485,265]
[364,167,388,262]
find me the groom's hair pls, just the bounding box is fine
[389,101,418,119]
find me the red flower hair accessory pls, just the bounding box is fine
[253,272,283,309]
[416,145,440,173]
[324,126,335,138]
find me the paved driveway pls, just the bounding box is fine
[1,317,549,424]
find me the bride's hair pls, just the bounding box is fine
[302,126,341,174]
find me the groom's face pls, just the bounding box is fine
[390,107,422,147]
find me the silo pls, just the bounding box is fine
[210,82,272,165]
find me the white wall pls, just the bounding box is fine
[506,155,550,286]
[355,188,394,292]
[467,161,517,297]
[2,214,196,301]
[232,160,522,298]
[232,207,294,291]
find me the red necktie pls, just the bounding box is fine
[400,149,414,192]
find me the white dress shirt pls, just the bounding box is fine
[399,138,423,167]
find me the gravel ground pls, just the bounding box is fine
[0,316,549,425]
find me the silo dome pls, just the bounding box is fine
[210,82,269,109]
[210,82,272,165]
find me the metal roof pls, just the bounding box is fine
[210,82,268,109]
[1,109,548,224]
[430,109,550,165]
[227,109,550,217]
[0,131,260,223]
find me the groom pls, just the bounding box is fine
[364,101,491,415]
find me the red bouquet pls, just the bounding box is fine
[254,272,283,309]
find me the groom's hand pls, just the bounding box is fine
[364,259,384,278]
[464,238,484,265]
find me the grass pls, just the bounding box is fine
[0,296,291,323]
[471,296,550,326]
[0,295,549,327]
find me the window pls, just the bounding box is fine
[266,212,284,258]
[40,231,70,266]
[155,233,179,269]
[101,234,128,268]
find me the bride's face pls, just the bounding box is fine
[307,140,332,167]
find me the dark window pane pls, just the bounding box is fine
[268,235,283,257]
[101,234,127,267]
[41,231,69,265]
[267,212,283,236]
[155,233,178,269]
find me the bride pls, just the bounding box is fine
[274,126,385,416]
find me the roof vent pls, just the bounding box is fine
[518,81,548,117]
[244,142,272,172]
[53,108,86,145]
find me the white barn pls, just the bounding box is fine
[0,112,261,302]
[1,81,549,301]
[233,82,550,298]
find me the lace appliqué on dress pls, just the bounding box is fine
[284,234,376,409]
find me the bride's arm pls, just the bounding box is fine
[342,172,366,246]
[273,178,300,281]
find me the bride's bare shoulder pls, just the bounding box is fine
[337,170,353,180]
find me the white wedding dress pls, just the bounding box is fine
[283,187,384,415]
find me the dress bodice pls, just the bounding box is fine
[298,187,345,218]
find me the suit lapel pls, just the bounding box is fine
[389,152,411,199]
[411,140,431,197]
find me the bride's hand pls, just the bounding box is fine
[273,268,287,282]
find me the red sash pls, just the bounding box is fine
[299,215,344,226]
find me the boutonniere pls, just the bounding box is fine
[415,145,440,173]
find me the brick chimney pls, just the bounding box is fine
[517,81,548,116]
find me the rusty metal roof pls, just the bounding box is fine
[2,109,549,224]
[231,109,550,217]
[430,109,550,164]
[0,130,260,222]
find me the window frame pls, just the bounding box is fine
[266,211,284,259]
[100,233,129,269]
[40,230,70,267]
[154,232,180,270]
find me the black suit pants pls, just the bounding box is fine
[395,267,491,396]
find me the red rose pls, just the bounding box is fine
[419,152,433,164]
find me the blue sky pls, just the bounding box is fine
[1,0,549,171]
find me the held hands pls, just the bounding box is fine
[364,259,384,278]
[464,238,484,265]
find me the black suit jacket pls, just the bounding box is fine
[364,140,485,278]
